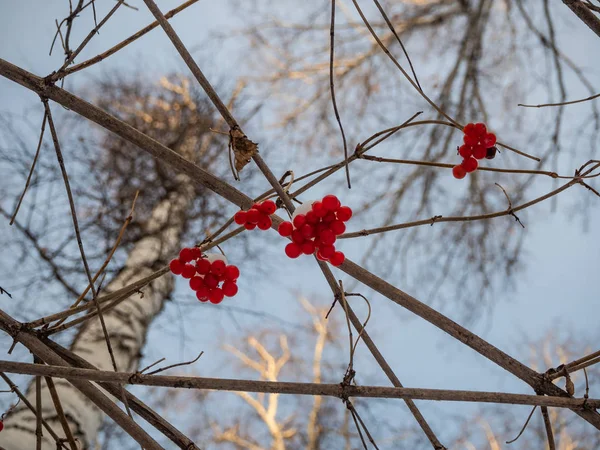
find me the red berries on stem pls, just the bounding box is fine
[278,195,351,266]
[235,200,277,231]
[170,250,240,304]
[453,122,497,179]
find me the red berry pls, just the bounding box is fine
[285,242,302,258]
[312,201,327,217]
[222,281,238,297]
[483,133,496,148]
[211,260,226,276]
[234,211,247,225]
[472,145,487,160]
[259,200,277,214]
[330,220,346,235]
[323,211,337,223]
[196,287,210,302]
[302,241,316,255]
[463,134,478,146]
[0,420,3,432]
[452,165,467,179]
[322,194,341,211]
[336,206,352,222]
[330,251,345,266]
[463,123,476,135]
[305,211,319,224]
[461,157,478,173]
[209,288,224,304]
[181,264,196,279]
[257,215,272,230]
[252,202,262,210]
[291,230,305,245]
[246,208,260,224]
[301,224,315,239]
[225,265,240,280]
[320,245,336,259]
[190,276,204,291]
[474,122,487,136]
[458,145,473,158]
[320,229,336,246]
[196,258,211,275]
[293,214,307,228]
[278,221,293,237]
[190,247,202,260]
[316,251,328,261]
[244,222,257,230]
[179,248,193,263]
[169,259,183,275]
[204,273,219,288]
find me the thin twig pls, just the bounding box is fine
[506,406,537,444]
[10,111,48,225]
[146,351,204,376]
[519,92,600,108]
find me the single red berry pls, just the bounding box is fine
[204,273,219,288]
[452,165,467,179]
[320,229,336,246]
[278,221,293,237]
[336,206,353,222]
[293,214,307,229]
[179,247,194,263]
[196,258,211,275]
[285,242,302,258]
[463,123,476,135]
[330,220,346,235]
[209,288,225,304]
[330,251,345,266]
[196,287,210,302]
[472,145,487,160]
[305,211,319,224]
[189,276,204,291]
[474,122,487,136]
[190,247,202,260]
[301,241,316,255]
[211,260,227,276]
[244,222,257,230]
[323,211,337,223]
[312,201,327,217]
[257,215,272,230]
[322,194,341,211]
[181,264,196,279]
[320,245,336,259]
[461,157,478,173]
[483,132,496,148]
[234,210,247,225]
[291,229,305,245]
[169,259,183,275]
[225,265,240,281]
[252,203,263,211]
[458,144,473,159]
[222,281,238,297]
[463,134,479,147]
[0,420,4,432]
[301,224,315,239]
[259,200,277,214]
[246,208,261,224]
[316,251,328,261]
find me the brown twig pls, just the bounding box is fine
[44,375,78,450]
[519,92,600,108]
[506,406,537,444]
[540,406,556,450]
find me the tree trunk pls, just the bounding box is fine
[0,176,194,450]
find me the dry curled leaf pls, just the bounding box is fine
[566,376,575,396]
[229,127,258,174]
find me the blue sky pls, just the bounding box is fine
[1,1,599,447]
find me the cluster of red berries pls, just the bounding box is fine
[234,200,277,230]
[277,195,352,266]
[169,248,240,304]
[453,122,497,179]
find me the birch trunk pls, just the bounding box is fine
[0,176,194,450]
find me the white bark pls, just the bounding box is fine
[0,177,194,450]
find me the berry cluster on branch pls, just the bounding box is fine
[453,122,497,179]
